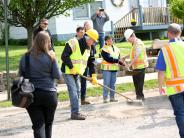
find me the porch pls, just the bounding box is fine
[113,6,183,42]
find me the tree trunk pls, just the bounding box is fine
[27,27,33,49]
[182,19,184,36]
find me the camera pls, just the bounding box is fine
[99,8,104,12]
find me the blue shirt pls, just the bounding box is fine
[156,38,182,71]
[19,53,62,92]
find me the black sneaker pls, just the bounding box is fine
[71,113,86,120]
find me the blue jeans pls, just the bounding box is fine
[169,92,184,138]
[102,70,117,100]
[63,74,80,114]
[98,32,105,49]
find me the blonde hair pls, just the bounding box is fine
[28,31,55,62]
[83,21,92,32]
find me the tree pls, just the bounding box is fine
[0,0,94,48]
[170,0,184,34]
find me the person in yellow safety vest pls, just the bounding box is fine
[101,35,124,103]
[61,28,99,120]
[124,29,148,100]
[156,23,184,138]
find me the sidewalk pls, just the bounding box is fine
[0,72,157,101]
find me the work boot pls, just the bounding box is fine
[103,99,108,103]
[81,100,91,105]
[71,113,86,120]
[110,98,118,102]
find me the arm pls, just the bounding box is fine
[158,71,165,89]
[19,56,25,77]
[51,60,62,80]
[156,50,166,94]
[88,47,96,75]
[104,12,110,22]
[91,13,97,21]
[101,50,119,63]
[61,43,73,69]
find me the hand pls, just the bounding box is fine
[118,60,125,66]
[70,68,77,75]
[159,87,166,95]
[91,74,98,85]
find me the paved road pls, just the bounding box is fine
[0,89,179,138]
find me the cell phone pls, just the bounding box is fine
[99,9,104,12]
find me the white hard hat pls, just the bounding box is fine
[124,29,134,40]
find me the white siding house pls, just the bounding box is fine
[9,0,167,41]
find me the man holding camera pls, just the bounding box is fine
[91,7,109,50]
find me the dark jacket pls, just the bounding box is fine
[61,37,96,74]
[33,27,54,51]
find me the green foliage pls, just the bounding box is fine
[170,0,184,20]
[54,40,66,46]
[0,0,94,48]
[8,39,27,45]
[1,0,94,27]
[0,100,12,108]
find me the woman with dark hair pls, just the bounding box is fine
[19,31,61,138]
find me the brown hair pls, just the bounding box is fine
[28,31,55,62]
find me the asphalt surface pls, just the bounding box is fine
[0,89,179,138]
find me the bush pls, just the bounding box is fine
[54,40,66,46]
[8,39,27,45]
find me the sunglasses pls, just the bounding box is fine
[43,23,48,25]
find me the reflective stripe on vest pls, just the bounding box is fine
[162,42,184,96]
[130,39,148,69]
[65,37,90,75]
[101,45,120,71]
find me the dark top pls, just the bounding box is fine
[19,53,62,91]
[61,37,96,74]
[91,12,109,33]
[101,45,120,63]
[33,27,54,51]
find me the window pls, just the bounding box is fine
[90,1,103,16]
[73,4,89,19]
[73,1,103,20]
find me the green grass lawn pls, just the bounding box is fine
[0,79,157,108]
[0,41,152,72]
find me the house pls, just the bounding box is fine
[9,0,170,41]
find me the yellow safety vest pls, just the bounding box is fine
[130,39,148,69]
[162,41,184,96]
[65,37,90,75]
[101,45,120,71]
